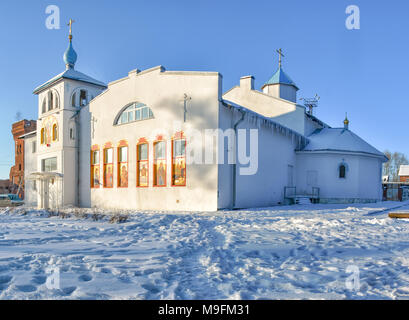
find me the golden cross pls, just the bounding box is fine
[68,19,75,36]
[276,48,285,68]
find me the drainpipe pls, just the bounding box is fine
[232,109,245,210]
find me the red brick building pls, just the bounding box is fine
[9,120,36,199]
[399,165,409,183]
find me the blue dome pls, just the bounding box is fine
[63,41,77,69]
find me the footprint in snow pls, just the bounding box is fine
[16,284,37,293]
[78,274,93,282]
[31,275,47,285]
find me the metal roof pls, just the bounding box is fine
[300,128,388,161]
[33,69,107,94]
[262,67,299,90]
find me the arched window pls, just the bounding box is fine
[52,124,58,141]
[71,89,89,107]
[339,163,348,179]
[42,99,47,113]
[114,102,154,125]
[47,90,59,111]
[41,128,45,144]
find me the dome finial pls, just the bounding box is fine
[344,112,350,129]
[63,19,77,69]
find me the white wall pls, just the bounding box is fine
[89,66,221,212]
[218,104,300,209]
[296,152,383,202]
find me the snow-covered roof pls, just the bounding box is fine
[33,69,107,94]
[300,128,388,161]
[399,165,409,176]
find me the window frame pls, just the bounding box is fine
[171,133,187,187]
[103,145,114,188]
[52,123,58,141]
[40,128,45,144]
[137,140,149,188]
[90,146,100,189]
[117,141,129,188]
[339,164,347,179]
[114,102,154,126]
[153,138,167,187]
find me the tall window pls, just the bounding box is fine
[118,144,128,188]
[48,91,54,111]
[103,147,114,188]
[172,137,186,186]
[80,90,88,106]
[52,124,58,141]
[41,128,45,144]
[339,164,346,179]
[42,99,46,113]
[91,148,100,188]
[137,142,149,187]
[71,92,76,107]
[153,140,166,187]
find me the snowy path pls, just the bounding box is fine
[1,202,409,300]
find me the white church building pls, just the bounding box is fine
[23,26,388,212]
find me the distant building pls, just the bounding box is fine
[0,179,10,194]
[9,119,37,199]
[398,165,409,183]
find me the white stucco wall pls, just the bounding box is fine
[296,152,383,202]
[218,103,301,209]
[89,66,222,212]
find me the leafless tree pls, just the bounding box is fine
[383,150,409,181]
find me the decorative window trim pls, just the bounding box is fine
[113,102,154,126]
[137,139,149,188]
[172,132,186,187]
[90,146,100,189]
[103,145,114,188]
[117,140,129,188]
[153,137,167,187]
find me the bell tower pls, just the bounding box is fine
[32,20,107,209]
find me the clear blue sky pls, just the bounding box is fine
[0,0,408,179]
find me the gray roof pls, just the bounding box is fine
[33,69,107,94]
[301,128,388,161]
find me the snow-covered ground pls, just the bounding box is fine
[1,202,409,300]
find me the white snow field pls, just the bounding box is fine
[1,202,409,300]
